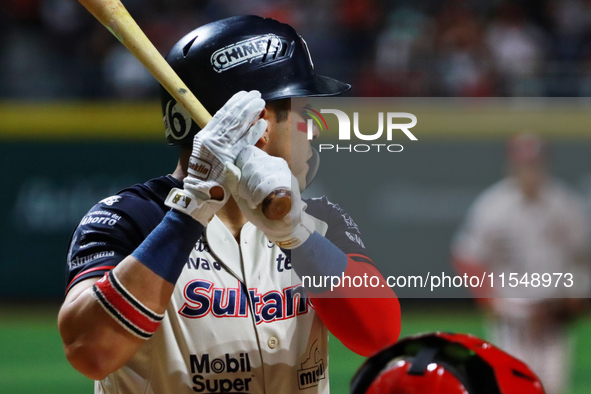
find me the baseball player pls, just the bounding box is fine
[452,133,590,394]
[350,332,546,394]
[58,16,401,394]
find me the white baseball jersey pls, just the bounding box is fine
[66,175,370,394]
[453,176,591,301]
[453,175,590,394]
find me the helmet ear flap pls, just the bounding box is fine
[163,99,198,144]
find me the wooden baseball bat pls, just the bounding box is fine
[78,0,291,220]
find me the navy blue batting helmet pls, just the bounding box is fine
[162,15,351,146]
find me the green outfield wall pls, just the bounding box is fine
[1,100,590,299]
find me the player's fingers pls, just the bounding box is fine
[236,169,258,210]
[251,173,291,208]
[210,90,248,126]
[216,91,263,143]
[236,151,290,209]
[210,90,251,132]
[236,145,267,169]
[222,90,249,113]
[246,159,291,207]
[226,90,260,117]
[229,94,265,136]
[243,119,267,147]
[223,162,241,195]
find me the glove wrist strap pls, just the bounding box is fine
[164,188,222,226]
[272,212,315,249]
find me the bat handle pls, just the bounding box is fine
[262,189,292,220]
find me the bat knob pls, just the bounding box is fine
[262,189,292,220]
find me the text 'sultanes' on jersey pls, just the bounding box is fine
[65,175,371,394]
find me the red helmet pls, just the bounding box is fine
[351,332,545,394]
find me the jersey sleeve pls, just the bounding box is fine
[65,194,167,293]
[305,196,371,263]
[303,197,400,356]
[451,190,498,266]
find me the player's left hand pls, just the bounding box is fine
[184,90,267,200]
[165,91,266,225]
[224,146,315,249]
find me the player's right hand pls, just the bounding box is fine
[224,146,315,249]
[165,91,267,225]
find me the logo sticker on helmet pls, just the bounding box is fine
[164,101,193,140]
[211,34,283,73]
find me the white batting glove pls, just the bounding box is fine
[224,146,315,249]
[165,91,267,225]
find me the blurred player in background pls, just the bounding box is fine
[350,332,546,394]
[57,16,400,394]
[452,132,590,394]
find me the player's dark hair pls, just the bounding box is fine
[266,99,290,124]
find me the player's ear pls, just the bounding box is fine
[255,107,270,148]
[255,131,270,149]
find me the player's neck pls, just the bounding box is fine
[217,197,248,240]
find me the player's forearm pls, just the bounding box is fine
[310,260,400,356]
[59,210,204,379]
[59,257,176,380]
[282,231,348,287]
[283,234,401,356]
[312,296,400,356]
